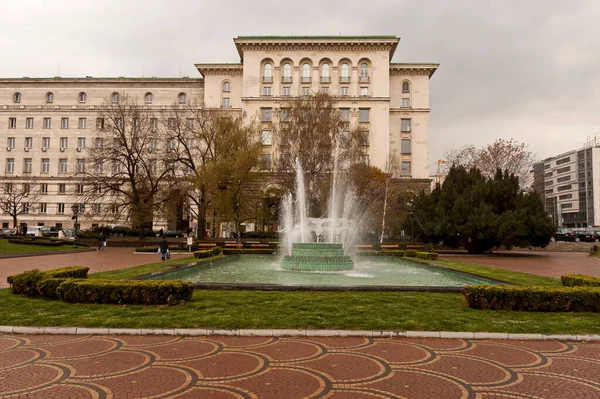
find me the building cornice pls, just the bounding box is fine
[390,107,431,113]
[240,96,392,103]
[389,63,439,78]
[234,36,400,61]
[195,64,243,78]
[0,77,204,88]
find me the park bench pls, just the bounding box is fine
[197,243,217,248]
[406,244,425,250]
[356,244,373,249]
[248,243,270,247]
[224,243,243,248]
[381,245,399,249]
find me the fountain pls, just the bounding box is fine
[280,158,360,272]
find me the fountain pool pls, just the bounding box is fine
[147,255,496,288]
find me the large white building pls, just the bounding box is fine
[0,36,438,231]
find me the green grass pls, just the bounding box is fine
[1,254,598,334]
[0,239,89,254]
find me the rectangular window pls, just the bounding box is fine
[96,118,104,129]
[280,108,289,122]
[6,158,14,173]
[401,119,411,132]
[4,183,12,193]
[78,118,87,129]
[8,118,16,129]
[149,159,157,173]
[282,87,291,96]
[302,87,310,96]
[24,137,33,149]
[39,203,47,213]
[561,203,573,209]
[59,159,68,173]
[43,117,51,129]
[77,159,86,173]
[222,97,231,107]
[340,87,349,96]
[7,137,15,149]
[321,87,329,94]
[556,157,570,166]
[42,158,50,173]
[40,183,48,194]
[150,138,157,150]
[186,118,194,129]
[556,166,570,174]
[360,87,369,96]
[26,117,34,129]
[263,86,272,96]
[42,137,50,149]
[76,184,84,194]
[401,139,411,154]
[557,184,572,192]
[401,98,411,107]
[22,203,29,213]
[261,108,272,122]
[556,175,571,183]
[339,108,350,122]
[559,194,573,200]
[95,161,103,174]
[150,118,157,131]
[77,137,86,149]
[23,158,32,173]
[61,118,69,129]
[279,153,291,170]
[92,203,101,214]
[261,130,272,146]
[261,153,272,170]
[361,154,370,165]
[60,137,68,148]
[58,183,66,194]
[401,161,411,176]
[360,131,369,146]
[23,183,30,194]
[57,203,65,214]
[358,109,370,123]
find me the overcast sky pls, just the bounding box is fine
[1,0,599,171]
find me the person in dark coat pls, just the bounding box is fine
[158,236,169,260]
[98,233,106,251]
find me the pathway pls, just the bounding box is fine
[442,251,600,278]
[0,248,193,289]
[0,333,598,398]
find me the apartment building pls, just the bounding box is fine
[0,36,438,231]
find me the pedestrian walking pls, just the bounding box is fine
[98,232,107,251]
[158,235,169,261]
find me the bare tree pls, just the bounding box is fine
[0,180,41,230]
[444,138,534,188]
[83,95,176,237]
[273,93,364,215]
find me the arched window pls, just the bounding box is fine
[144,92,153,104]
[263,63,272,82]
[402,81,410,93]
[111,92,120,103]
[340,63,349,82]
[178,92,186,104]
[302,63,310,78]
[321,64,330,79]
[360,63,369,80]
[282,63,292,82]
[223,81,231,92]
[46,92,54,103]
[78,92,87,103]
[13,92,21,103]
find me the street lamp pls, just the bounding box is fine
[71,203,84,248]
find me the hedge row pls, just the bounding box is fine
[223,248,274,255]
[7,266,89,296]
[8,238,68,247]
[416,251,439,260]
[357,250,405,257]
[57,280,193,306]
[193,246,223,259]
[561,274,600,287]
[463,285,600,312]
[356,250,438,260]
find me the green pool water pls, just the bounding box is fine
[148,255,495,287]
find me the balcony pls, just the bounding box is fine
[300,76,311,83]
[359,76,370,83]
[262,76,273,83]
[339,76,350,83]
[281,76,292,83]
[320,76,331,83]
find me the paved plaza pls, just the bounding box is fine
[1,333,599,398]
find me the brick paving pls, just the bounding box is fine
[0,248,193,289]
[442,251,600,278]
[0,334,599,398]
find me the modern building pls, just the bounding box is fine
[0,36,438,231]
[533,139,600,228]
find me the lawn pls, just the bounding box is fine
[0,238,90,254]
[1,254,598,334]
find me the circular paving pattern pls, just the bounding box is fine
[0,334,599,398]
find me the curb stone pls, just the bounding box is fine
[1,326,599,341]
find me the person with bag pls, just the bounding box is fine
[98,232,107,251]
[158,235,169,261]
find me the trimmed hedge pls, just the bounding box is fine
[463,285,600,312]
[7,269,45,296]
[223,248,274,255]
[37,278,78,299]
[45,266,89,279]
[561,274,600,287]
[405,249,418,257]
[56,279,194,306]
[416,251,438,260]
[357,250,405,257]
[8,238,66,246]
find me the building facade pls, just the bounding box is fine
[0,36,438,231]
[533,145,600,228]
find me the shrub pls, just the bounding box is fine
[561,274,600,287]
[463,285,600,312]
[136,247,159,253]
[56,279,194,306]
[241,231,280,239]
[212,246,223,255]
[45,266,89,279]
[7,238,66,247]
[416,251,438,260]
[405,249,418,257]
[193,249,214,259]
[37,278,77,299]
[223,248,274,255]
[7,269,45,296]
[357,250,405,257]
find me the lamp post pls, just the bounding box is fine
[71,203,84,248]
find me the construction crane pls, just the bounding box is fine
[429,159,448,187]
